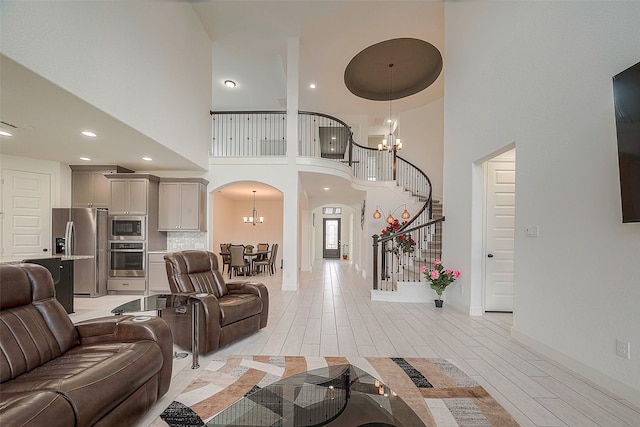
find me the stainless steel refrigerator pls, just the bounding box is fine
[52,208,108,297]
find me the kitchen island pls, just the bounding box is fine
[0,255,94,314]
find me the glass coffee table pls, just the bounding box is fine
[111,293,203,369]
[205,364,425,426]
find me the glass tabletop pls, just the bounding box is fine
[205,364,425,427]
[111,293,199,315]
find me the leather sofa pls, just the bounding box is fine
[0,263,173,427]
[164,250,269,354]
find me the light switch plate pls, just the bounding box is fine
[525,225,539,237]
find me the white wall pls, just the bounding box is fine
[400,98,445,199]
[444,1,640,402]
[0,1,212,170]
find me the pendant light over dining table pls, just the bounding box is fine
[243,190,264,226]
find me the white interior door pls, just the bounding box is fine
[1,169,51,258]
[484,150,516,311]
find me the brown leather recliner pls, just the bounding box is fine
[0,263,173,427]
[163,250,269,355]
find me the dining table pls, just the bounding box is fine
[219,249,271,276]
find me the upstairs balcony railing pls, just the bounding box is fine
[211,111,431,204]
[211,110,439,290]
[211,111,287,157]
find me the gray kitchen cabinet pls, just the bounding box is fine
[108,178,148,215]
[147,252,170,293]
[107,277,146,293]
[158,179,208,231]
[70,165,133,208]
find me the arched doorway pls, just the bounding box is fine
[211,181,283,274]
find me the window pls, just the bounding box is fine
[322,207,342,215]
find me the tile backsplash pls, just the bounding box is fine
[167,231,208,251]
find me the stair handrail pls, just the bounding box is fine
[372,215,445,290]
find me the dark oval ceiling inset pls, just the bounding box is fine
[344,38,442,101]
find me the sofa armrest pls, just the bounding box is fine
[227,282,269,328]
[227,281,267,298]
[74,315,174,396]
[75,316,169,343]
[74,315,135,338]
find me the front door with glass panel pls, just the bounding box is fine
[323,218,341,259]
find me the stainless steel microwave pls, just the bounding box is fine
[109,216,145,240]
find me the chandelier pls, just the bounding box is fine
[378,63,402,153]
[243,190,264,226]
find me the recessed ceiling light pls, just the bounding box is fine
[224,80,236,88]
[323,187,330,191]
[309,83,316,89]
[80,157,91,161]
[331,136,336,140]
[82,131,97,137]
[0,130,12,137]
[142,157,152,161]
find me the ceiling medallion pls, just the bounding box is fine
[344,38,443,101]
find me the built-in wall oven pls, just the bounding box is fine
[109,216,145,240]
[109,241,145,277]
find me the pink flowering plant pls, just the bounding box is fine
[421,260,461,300]
[380,219,416,255]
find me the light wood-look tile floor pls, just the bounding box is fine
[71,260,640,427]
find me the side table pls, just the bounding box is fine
[111,294,201,369]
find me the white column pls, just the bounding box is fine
[282,36,300,291]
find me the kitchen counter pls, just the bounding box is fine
[0,255,94,264]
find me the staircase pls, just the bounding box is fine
[371,200,444,301]
[416,199,442,266]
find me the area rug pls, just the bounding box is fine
[152,355,520,427]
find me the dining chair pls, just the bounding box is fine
[255,243,269,272]
[229,244,250,278]
[220,243,231,274]
[254,243,278,275]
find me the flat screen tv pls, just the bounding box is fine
[612,61,640,223]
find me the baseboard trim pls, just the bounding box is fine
[371,282,436,303]
[511,328,640,405]
[469,305,484,316]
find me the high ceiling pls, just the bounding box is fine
[198,1,444,131]
[0,1,444,183]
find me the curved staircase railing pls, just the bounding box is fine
[210,110,442,290]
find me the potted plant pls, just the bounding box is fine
[421,260,460,308]
[245,245,254,253]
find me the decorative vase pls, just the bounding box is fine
[434,299,444,308]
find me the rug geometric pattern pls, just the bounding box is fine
[152,355,520,427]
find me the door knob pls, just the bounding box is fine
[487,253,494,258]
